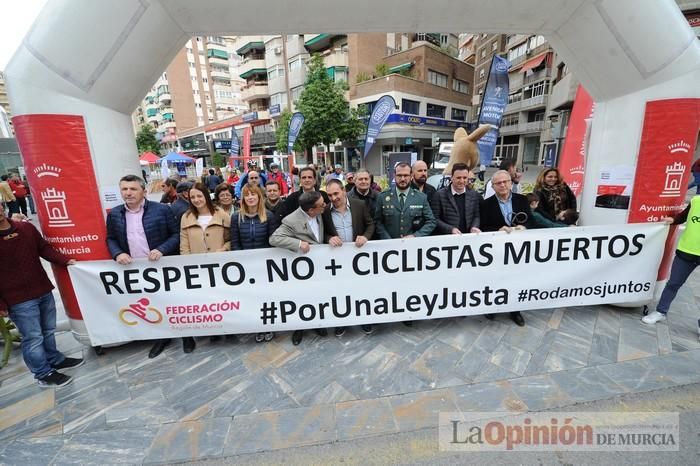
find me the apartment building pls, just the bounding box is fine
[350,34,473,176]
[132,36,247,153]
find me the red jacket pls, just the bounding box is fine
[267,171,289,196]
[0,220,71,309]
[8,179,28,198]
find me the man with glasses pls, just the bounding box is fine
[479,170,534,327]
[430,163,482,235]
[270,191,332,345]
[375,162,436,327]
[484,159,522,198]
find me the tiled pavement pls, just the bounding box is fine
[2,283,700,464]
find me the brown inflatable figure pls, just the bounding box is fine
[443,124,492,175]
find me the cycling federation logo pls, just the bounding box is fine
[119,298,163,326]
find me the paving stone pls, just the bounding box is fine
[453,380,527,413]
[1,435,66,465]
[336,398,398,440]
[508,374,571,411]
[499,324,546,353]
[54,363,120,404]
[656,322,673,355]
[588,333,618,364]
[549,366,627,403]
[0,408,63,441]
[303,381,357,406]
[434,317,483,351]
[489,342,531,376]
[0,373,43,409]
[105,387,180,427]
[557,309,596,339]
[543,351,587,372]
[520,309,554,331]
[223,405,336,455]
[409,341,468,388]
[471,321,509,353]
[143,417,230,464]
[57,381,131,434]
[547,331,591,366]
[643,352,700,386]
[547,308,565,329]
[472,362,519,384]
[453,345,492,382]
[0,389,55,433]
[594,308,621,338]
[52,426,159,464]
[597,358,677,393]
[523,330,558,376]
[617,326,658,361]
[388,388,460,431]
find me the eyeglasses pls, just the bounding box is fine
[492,180,511,186]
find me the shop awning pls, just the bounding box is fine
[520,53,548,73]
[388,62,414,74]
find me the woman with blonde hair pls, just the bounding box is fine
[231,184,279,342]
[180,182,231,351]
[533,168,578,225]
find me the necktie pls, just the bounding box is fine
[399,193,405,209]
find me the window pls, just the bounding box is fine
[291,86,304,103]
[426,103,445,119]
[451,108,467,121]
[402,99,420,115]
[502,114,519,126]
[479,69,485,79]
[267,65,285,80]
[270,92,287,107]
[452,79,469,94]
[427,70,448,87]
[289,57,305,71]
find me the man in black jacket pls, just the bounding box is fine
[479,170,534,327]
[411,160,436,203]
[430,163,482,235]
[278,166,337,237]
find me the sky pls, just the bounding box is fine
[0,0,47,69]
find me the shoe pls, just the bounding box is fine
[264,332,274,342]
[52,357,84,370]
[361,325,374,335]
[182,337,196,353]
[484,314,495,320]
[510,312,525,327]
[402,321,413,327]
[37,370,72,388]
[292,330,303,346]
[148,339,171,358]
[642,310,667,324]
[335,327,345,337]
[255,333,265,343]
[315,328,328,337]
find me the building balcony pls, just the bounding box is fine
[523,67,552,85]
[160,106,173,115]
[505,94,548,113]
[304,34,346,52]
[499,120,545,135]
[548,72,578,111]
[241,83,269,101]
[147,114,159,124]
[322,48,348,68]
[158,93,171,105]
[239,58,266,79]
[162,120,176,130]
[236,37,265,56]
[210,69,230,81]
[208,56,229,67]
[146,101,159,112]
[251,131,277,145]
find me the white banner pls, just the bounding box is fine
[68,224,667,346]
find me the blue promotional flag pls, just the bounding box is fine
[287,112,304,154]
[363,95,396,159]
[229,128,240,156]
[477,55,510,166]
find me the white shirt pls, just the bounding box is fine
[197,215,212,229]
[302,210,320,242]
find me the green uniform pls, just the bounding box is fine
[374,187,436,239]
[678,196,700,256]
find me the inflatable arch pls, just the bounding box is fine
[5,0,700,344]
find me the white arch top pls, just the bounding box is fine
[5,0,699,115]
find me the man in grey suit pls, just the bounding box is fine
[270,191,330,345]
[325,179,375,337]
[430,163,482,235]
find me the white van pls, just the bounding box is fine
[431,142,453,171]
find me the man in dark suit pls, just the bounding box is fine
[326,179,375,336]
[278,166,337,237]
[411,160,437,203]
[430,163,482,235]
[106,174,180,357]
[479,169,534,327]
[269,191,330,346]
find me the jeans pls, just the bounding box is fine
[656,252,700,314]
[8,292,65,379]
[15,197,28,216]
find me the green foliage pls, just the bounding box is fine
[210,151,225,168]
[275,110,293,153]
[375,63,390,77]
[135,124,161,154]
[355,72,371,84]
[293,54,365,153]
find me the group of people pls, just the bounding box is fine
[0,172,34,219]
[7,155,700,390]
[107,159,582,355]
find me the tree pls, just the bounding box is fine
[135,124,161,154]
[210,151,224,168]
[293,54,365,157]
[275,110,293,153]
